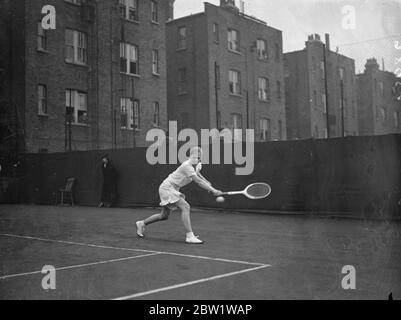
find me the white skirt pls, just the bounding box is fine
[159,181,185,207]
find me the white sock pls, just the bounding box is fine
[186,232,194,238]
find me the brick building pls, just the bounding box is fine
[357,58,401,136]
[166,0,287,142]
[0,0,174,155]
[284,34,358,140]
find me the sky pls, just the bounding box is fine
[173,0,401,74]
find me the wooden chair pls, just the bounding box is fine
[58,178,75,206]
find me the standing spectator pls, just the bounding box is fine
[99,154,117,208]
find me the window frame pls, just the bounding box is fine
[213,23,219,43]
[228,28,240,53]
[38,84,48,116]
[120,0,139,22]
[177,26,187,50]
[120,98,140,130]
[65,89,88,125]
[257,39,268,61]
[152,49,160,75]
[153,101,160,127]
[120,42,139,76]
[258,77,269,101]
[65,29,87,65]
[229,69,241,96]
[37,21,47,52]
[151,1,159,23]
[178,68,187,94]
[260,118,271,141]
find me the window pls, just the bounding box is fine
[276,80,281,99]
[133,99,140,129]
[278,119,283,140]
[65,29,87,65]
[258,77,269,101]
[152,49,159,75]
[151,1,158,22]
[229,70,241,95]
[376,106,380,122]
[37,22,47,51]
[66,90,88,124]
[274,43,280,62]
[257,39,268,60]
[320,61,325,79]
[380,107,386,123]
[213,23,219,43]
[120,98,140,130]
[153,101,160,126]
[228,29,240,52]
[178,68,187,94]
[322,93,327,113]
[177,27,186,50]
[339,67,344,81]
[260,118,271,141]
[120,0,139,22]
[38,85,47,115]
[394,112,399,128]
[120,43,139,75]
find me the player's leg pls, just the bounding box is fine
[144,206,171,225]
[175,198,203,244]
[136,207,171,238]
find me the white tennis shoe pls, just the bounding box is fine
[185,235,204,244]
[135,221,145,238]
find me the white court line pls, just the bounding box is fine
[0,253,160,280]
[0,233,268,267]
[113,265,270,300]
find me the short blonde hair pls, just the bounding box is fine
[190,146,203,156]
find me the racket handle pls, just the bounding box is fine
[221,191,243,196]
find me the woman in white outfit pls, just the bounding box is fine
[136,147,222,244]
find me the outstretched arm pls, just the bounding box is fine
[197,172,211,185]
[192,175,222,196]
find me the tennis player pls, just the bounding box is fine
[136,147,222,244]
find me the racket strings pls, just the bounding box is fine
[246,184,271,198]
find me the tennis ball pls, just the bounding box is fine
[216,196,225,203]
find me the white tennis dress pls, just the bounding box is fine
[159,160,201,207]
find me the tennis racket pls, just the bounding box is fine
[221,183,271,200]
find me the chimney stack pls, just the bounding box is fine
[325,33,330,51]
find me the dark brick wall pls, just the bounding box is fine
[357,60,401,136]
[2,0,171,154]
[0,0,26,156]
[166,2,286,141]
[285,37,358,140]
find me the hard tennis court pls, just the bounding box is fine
[0,205,400,300]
